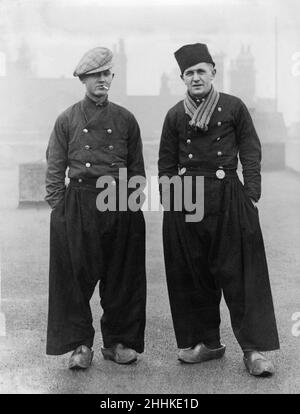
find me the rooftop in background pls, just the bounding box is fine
[0,40,287,145]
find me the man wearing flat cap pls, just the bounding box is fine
[45,47,146,369]
[158,43,279,376]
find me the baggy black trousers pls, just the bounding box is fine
[162,176,280,351]
[46,182,146,355]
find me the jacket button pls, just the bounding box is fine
[85,162,91,168]
[188,153,193,159]
[84,145,90,150]
[217,151,222,157]
[186,139,191,144]
[107,128,112,134]
[216,137,221,142]
[108,145,114,150]
[83,128,88,133]
[217,122,222,126]
[78,178,83,183]
[218,107,222,112]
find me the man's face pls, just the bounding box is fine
[81,69,114,100]
[182,62,216,98]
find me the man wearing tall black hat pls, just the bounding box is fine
[158,43,279,376]
[45,47,146,369]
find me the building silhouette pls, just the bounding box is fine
[230,45,255,108]
[0,39,287,169]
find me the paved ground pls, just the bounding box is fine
[0,168,300,394]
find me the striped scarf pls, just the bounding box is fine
[184,86,220,131]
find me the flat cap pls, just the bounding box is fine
[73,47,113,77]
[174,43,215,74]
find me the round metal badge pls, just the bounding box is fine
[216,169,225,179]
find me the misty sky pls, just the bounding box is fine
[0,0,300,124]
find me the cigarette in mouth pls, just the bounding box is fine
[102,85,109,90]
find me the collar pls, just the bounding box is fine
[84,94,109,108]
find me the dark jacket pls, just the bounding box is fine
[158,92,261,201]
[46,96,145,208]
